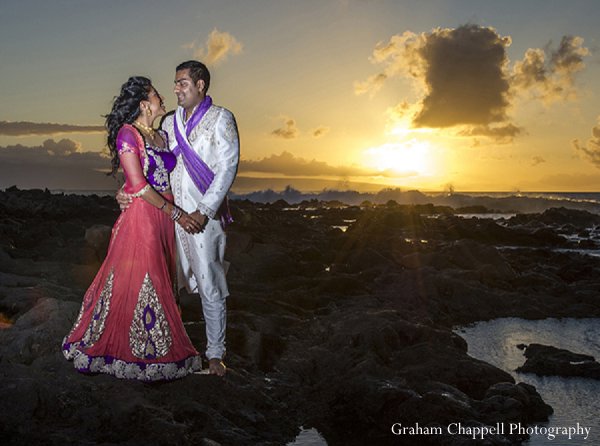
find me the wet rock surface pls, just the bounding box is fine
[516,343,600,380]
[1,188,600,445]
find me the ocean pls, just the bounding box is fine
[49,189,600,208]
[457,318,600,446]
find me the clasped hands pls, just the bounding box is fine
[116,189,206,234]
[182,211,207,234]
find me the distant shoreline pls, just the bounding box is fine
[4,186,600,214]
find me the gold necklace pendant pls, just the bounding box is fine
[132,121,155,138]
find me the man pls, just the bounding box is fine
[119,61,239,376]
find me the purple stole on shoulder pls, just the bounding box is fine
[172,95,233,227]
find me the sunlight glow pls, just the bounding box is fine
[388,125,435,137]
[364,139,432,176]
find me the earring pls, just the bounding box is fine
[146,108,152,117]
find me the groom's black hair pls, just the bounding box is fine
[176,60,211,93]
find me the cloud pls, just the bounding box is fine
[0,139,107,167]
[354,73,388,96]
[356,25,589,142]
[0,139,118,189]
[458,123,523,143]
[531,156,546,166]
[271,118,300,139]
[185,29,243,66]
[0,121,104,136]
[386,101,412,120]
[312,126,330,138]
[573,117,600,169]
[512,36,589,102]
[239,151,395,178]
[356,25,512,133]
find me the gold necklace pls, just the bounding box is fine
[132,121,155,138]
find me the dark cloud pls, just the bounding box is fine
[271,118,300,139]
[357,26,589,142]
[0,139,107,167]
[356,25,512,129]
[573,117,600,168]
[240,151,395,178]
[0,139,116,190]
[0,121,104,136]
[312,126,330,138]
[413,25,511,128]
[512,36,589,101]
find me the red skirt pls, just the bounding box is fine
[63,195,201,380]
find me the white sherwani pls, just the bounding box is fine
[162,104,239,359]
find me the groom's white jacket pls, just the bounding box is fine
[162,104,239,301]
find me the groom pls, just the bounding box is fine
[120,60,239,376]
[165,60,239,376]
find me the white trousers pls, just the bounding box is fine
[201,295,226,359]
[176,218,228,360]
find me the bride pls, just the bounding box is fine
[62,76,203,381]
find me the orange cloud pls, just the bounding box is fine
[312,126,330,138]
[531,156,546,166]
[573,117,600,169]
[239,151,397,178]
[459,123,523,143]
[271,118,300,139]
[185,29,243,66]
[512,36,589,102]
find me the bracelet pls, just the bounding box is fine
[131,184,151,198]
[159,201,167,211]
[170,206,182,221]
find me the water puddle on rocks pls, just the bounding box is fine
[286,427,327,446]
[455,318,600,445]
[0,312,14,329]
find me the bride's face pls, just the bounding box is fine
[144,87,166,123]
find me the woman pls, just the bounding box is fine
[62,76,203,380]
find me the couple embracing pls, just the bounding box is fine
[62,60,238,380]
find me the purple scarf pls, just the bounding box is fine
[172,95,233,227]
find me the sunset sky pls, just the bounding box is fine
[2,0,600,192]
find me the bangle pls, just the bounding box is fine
[159,201,167,211]
[131,184,150,198]
[170,205,182,221]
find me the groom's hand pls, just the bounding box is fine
[189,211,207,231]
[116,187,132,211]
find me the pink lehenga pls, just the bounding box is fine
[63,124,202,380]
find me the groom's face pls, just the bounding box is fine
[174,69,204,110]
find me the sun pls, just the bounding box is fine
[364,139,432,176]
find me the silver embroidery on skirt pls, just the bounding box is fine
[129,273,173,359]
[80,269,114,347]
[68,287,92,337]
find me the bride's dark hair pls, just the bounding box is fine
[105,76,152,176]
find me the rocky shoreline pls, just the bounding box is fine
[1,187,600,445]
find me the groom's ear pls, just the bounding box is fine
[196,79,205,94]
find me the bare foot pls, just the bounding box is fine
[208,358,226,376]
